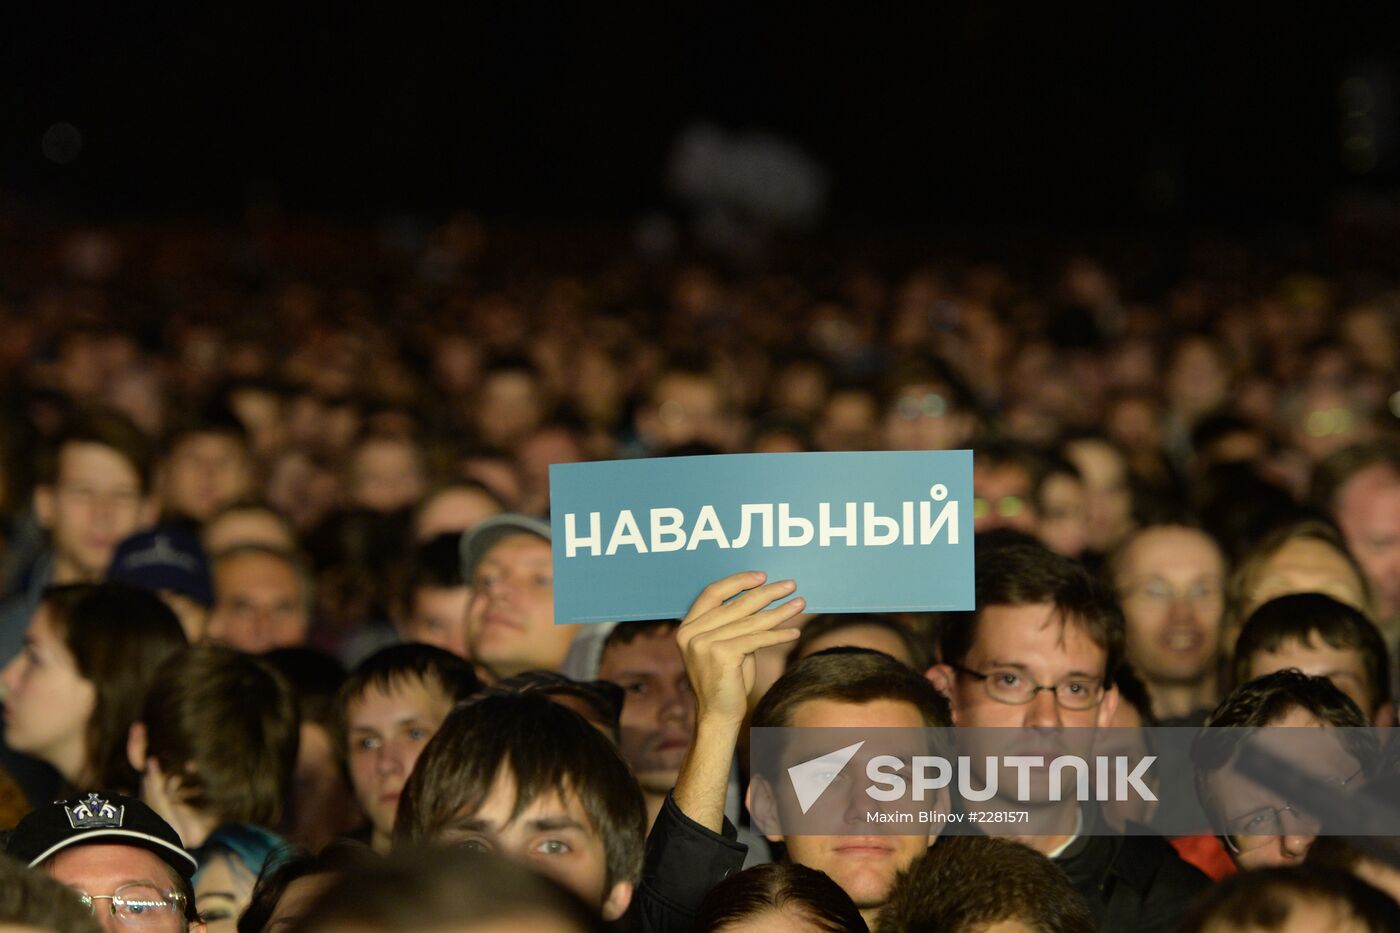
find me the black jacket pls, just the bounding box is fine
[621,793,749,932]
[1055,824,1212,933]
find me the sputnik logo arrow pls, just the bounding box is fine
[787,741,866,814]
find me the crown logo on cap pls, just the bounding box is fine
[64,793,124,830]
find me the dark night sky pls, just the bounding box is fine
[3,3,1398,226]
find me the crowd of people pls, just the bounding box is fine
[0,215,1399,931]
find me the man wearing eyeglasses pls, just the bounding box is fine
[927,542,1209,933]
[5,791,202,933]
[1192,669,1379,873]
[1110,523,1227,726]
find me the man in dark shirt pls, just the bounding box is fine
[927,543,1210,933]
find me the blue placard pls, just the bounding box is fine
[549,450,974,625]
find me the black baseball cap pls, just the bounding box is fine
[6,791,197,880]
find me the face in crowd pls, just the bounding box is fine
[767,696,937,922]
[466,533,574,678]
[36,442,147,584]
[46,844,195,933]
[1115,526,1225,692]
[346,675,458,852]
[1333,463,1400,624]
[930,604,1118,732]
[2,603,96,781]
[597,624,694,810]
[206,549,310,654]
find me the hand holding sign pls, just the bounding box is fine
[673,571,804,834]
[677,571,805,727]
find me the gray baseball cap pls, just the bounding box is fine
[459,513,552,582]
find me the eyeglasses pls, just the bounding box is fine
[949,663,1105,711]
[1121,579,1222,607]
[1222,766,1364,854]
[894,393,948,420]
[973,496,1027,520]
[73,883,187,927]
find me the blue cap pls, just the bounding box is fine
[107,526,214,608]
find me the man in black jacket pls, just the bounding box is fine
[926,543,1210,933]
[637,571,954,931]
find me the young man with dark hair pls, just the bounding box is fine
[395,692,645,923]
[746,649,953,929]
[655,572,950,929]
[594,620,694,830]
[393,533,473,659]
[1193,669,1378,873]
[876,835,1095,933]
[338,643,480,853]
[1231,593,1394,726]
[926,542,1209,932]
[158,412,253,525]
[129,646,300,849]
[0,410,155,665]
[6,791,204,932]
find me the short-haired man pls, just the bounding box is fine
[592,620,694,830]
[0,410,154,665]
[206,545,312,653]
[6,791,204,932]
[158,414,253,524]
[395,692,645,922]
[1193,670,1377,872]
[338,643,480,852]
[460,514,576,680]
[746,649,954,928]
[927,543,1209,932]
[1232,593,1394,726]
[393,534,473,659]
[1110,523,1227,724]
[659,572,950,929]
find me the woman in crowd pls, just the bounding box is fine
[1,582,187,794]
